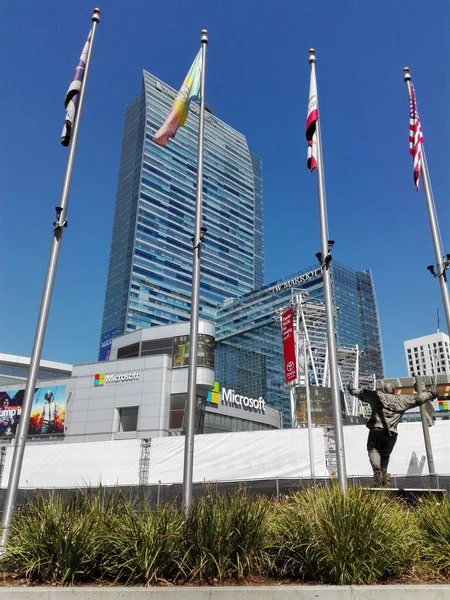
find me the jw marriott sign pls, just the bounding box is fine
[269,268,321,294]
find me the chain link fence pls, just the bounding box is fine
[0,473,448,514]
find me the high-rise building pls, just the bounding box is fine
[404,331,450,377]
[215,263,384,426]
[99,70,264,359]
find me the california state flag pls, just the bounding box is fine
[306,62,319,171]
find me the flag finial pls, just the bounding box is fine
[403,66,411,82]
[201,29,208,44]
[92,8,100,22]
[309,48,316,64]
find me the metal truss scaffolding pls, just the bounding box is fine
[276,292,375,475]
[138,438,151,486]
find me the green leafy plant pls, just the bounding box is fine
[3,485,437,586]
[3,489,113,584]
[183,490,271,581]
[415,496,450,574]
[101,498,185,584]
[272,485,418,585]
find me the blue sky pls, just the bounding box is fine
[0,0,448,377]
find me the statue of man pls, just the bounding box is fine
[347,382,437,487]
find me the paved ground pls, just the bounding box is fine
[0,584,450,599]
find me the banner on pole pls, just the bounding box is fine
[281,308,297,384]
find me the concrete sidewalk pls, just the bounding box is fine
[0,585,449,599]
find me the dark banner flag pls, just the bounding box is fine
[281,308,297,384]
[61,30,92,146]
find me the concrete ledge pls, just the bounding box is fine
[0,585,449,599]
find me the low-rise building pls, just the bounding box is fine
[0,321,281,444]
[0,353,72,387]
[404,331,450,377]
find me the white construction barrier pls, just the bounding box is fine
[1,421,448,489]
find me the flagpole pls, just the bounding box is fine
[309,49,347,491]
[303,337,315,478]
[182,29,208,517]
[0,8,100,550]
[403,67,450,335]
[415,376,436,474]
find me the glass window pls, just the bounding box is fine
[117,407,138,432]
[172,334,215,369]
[169,394,205,433]
[141,337,173,357]
[117,343,140,359]
[169,394,185,430]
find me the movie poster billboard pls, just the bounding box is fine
[0,385,67,438]
[172,334,215,369]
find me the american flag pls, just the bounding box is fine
[409,82,424,191]
[61,31,91,147]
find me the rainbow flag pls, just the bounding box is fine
[153,51,202,146]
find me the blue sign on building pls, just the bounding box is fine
[98,327,120,361]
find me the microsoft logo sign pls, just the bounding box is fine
[206,381,266,414]
[94,371,140,387]
[206,381,220,405]
[94,373,105,387]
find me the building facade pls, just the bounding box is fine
[99,70,264,359]
[0,322,280,444]
[0,353,72,387]
[215,263,384,426]
[404,332,450,377]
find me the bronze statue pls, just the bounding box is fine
[347,382,437,487]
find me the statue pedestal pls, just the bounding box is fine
[366,488,446,505]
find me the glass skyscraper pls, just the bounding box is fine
[99,70,264,358]
[215,263,384,426]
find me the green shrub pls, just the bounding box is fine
[3,485,433,586]
[183,490,271,581]
[272,485,418,585]
[101,498,184,584]
[415,496,450,574]
[3,490,111,584]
